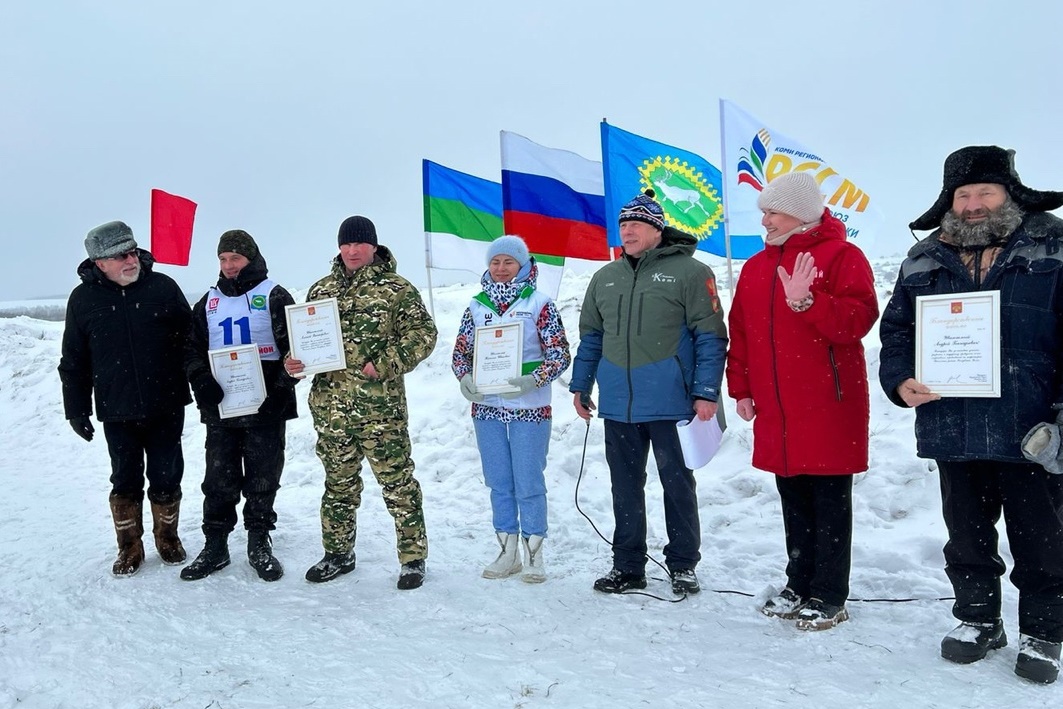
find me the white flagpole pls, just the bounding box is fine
[424,231,436,321]
[718,99,736,300]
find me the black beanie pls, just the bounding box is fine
[217,229,259,260]
[337,216,378,247]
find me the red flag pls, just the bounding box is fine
[150,189,197,265]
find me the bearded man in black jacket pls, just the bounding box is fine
[58,221,192,576]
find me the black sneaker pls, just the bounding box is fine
[794,598,849,631]
[397,560,426,590]
[671,568,700,595]
[1015,634,1061,684]
[940,620,1007,664]
[593,568,647,594]
[305,549,357,583]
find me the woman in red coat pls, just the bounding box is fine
[726,171,878,631]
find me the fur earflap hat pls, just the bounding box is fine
[486,235,530,267]
[85,221,138,260]
[337,215,378,247]
[910,146,1063,231]
[757,172,824,224]
[619,189,666,231]
[217,229,259,260]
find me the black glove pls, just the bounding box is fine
[69,416,95,442]
[192,375,225,408]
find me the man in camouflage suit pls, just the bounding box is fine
[286,215,437,590]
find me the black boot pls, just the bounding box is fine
[1015,634,1061,684]
[247,529,284,582]
[941,620,1007,664]
[180,533,230,581]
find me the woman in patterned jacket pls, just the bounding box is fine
[452,235,570,583]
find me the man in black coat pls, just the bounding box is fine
[58,221,192,576]
[180,230,297,582]
[879,146,1063,684]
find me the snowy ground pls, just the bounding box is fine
[0,260,1057,708]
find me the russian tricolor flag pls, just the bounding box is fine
[500,131,610,261]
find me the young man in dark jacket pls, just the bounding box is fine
[570,190,727,596]
[879,146,1063,684]
[58,221,192,576]
[181,230,297,582]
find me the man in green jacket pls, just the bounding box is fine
[286,215,437,590]
[570,190,727,596]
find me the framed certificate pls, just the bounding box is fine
[208,344,267,419]
[915,291,1001,398]
[284,298,348,377]
[473,321,523,394]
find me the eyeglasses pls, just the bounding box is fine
[106,250,138,262]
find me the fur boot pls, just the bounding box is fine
[150,495,186,564]
[109,493,145,576]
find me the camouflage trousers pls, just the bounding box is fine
[312,409,427,564]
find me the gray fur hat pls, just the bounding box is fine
[85,221,138,260]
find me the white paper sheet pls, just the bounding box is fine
[676,415,724,470]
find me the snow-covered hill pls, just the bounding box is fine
[0,260,1054,708]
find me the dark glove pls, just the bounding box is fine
[69,416,95,442]
[192,375,225,408]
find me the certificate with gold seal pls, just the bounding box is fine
[915,291,1001,398]
[208,344,267,419]
[473,321,523,394]
[284,298,347,377]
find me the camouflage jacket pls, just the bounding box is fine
[307,245,437,420]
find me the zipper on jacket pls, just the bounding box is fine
[673,355,690,399]
[121,289,145,414]
[769,250,789,475]
[624,266,639,422]
[828,345,842,401]
[614,295,624,336]
[973,247,984,288]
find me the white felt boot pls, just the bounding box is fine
[521,535,546,584]
[482,532,522,579]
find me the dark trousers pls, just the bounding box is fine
[103,409,185,503]
[201,423,286,534]
[776,474,853,607]
[603,419,700,574]
[938,459,1063,641]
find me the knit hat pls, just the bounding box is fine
[910,146,1063,231]
[217,229,259,260]
[85,221,138,260]
[757,172,824,224]
[486,235,530,267]
[618,189,666,231]
[337,215,378,247]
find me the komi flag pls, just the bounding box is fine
[500,131,609,261]
[150,189,197,266]
[601,121,761,258]
[422,159,564,298]
[720,99,882,252]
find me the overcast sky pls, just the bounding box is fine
[3,0,1061,300]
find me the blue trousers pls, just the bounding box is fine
[473,418,551,537]
[603,419,700,574]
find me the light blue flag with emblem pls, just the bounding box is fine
[601,121,763,258]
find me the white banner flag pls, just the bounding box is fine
[720,99,883,251]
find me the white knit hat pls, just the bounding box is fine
[757,172,824,224]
